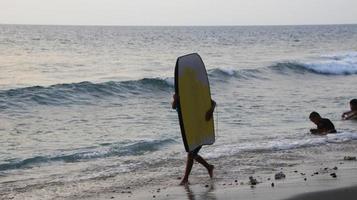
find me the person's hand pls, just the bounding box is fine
[342,111,349,120]
[172,94,178,109]
[310,129,318,134]
[205,109,213,121]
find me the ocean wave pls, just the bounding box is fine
[0,138,175,171]
[271,52,357,75]
[208,67,263,80]
[205,132,357,159]
[0,67,263,108]
[0,78,174,108]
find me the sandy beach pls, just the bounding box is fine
[86,158,357,200]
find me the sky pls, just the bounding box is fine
[1,0,357,26]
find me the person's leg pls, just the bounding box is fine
[194,155,214,178]
[180,154,194,185]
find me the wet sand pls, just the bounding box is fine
[286,185,357,200]
[86,158,357,200]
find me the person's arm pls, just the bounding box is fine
[205,100,216,121]
[344,111,357,120]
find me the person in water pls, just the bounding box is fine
[172,93,216,185]
[342,99,357,120]
[309,111,337,135]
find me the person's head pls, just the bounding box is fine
[350,99,357,111]
[309,111,321,124]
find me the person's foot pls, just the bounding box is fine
[208,164,214,178]
[179,179,189,186]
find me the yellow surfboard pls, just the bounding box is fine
[175,53,215,152]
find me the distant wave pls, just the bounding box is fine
[205,132,357,159]
[0,68,262,108]
[0,138,175,171]
[1,52,356,109]
[208,67,264,80]
[271,52,357,75]
[0,78,174,108]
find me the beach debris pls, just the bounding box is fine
[324,167,329,171]
[274,172,286,180]
[300,173,306,176]
[304,178,307,181]
[110,197,114,199]
[153,195,156,198]
[271,182,275,187]
[249,176,258,185]
[234,179,238,183]
[314,172,319,175]
[344,156,356,161]
[333,166,338,170]
[205,184,209,188]
[294,170,298,173]
[267,178,271,181]
[330,173,337,178]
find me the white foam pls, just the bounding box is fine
[301,52,357,75]
[217,67,236,76]
[204,132,357,159]
[163,77,174,87]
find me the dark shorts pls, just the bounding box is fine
[188,146,202,158]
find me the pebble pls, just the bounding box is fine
[304,178,307,181]
[333,166,338,170]
[234,180,238,183]
[330,173,337,178]
[205,184,209,188]
[249,176,258,185]
[300,173,306,176]
[271,183,274,187]
[294,170,298,173]
[344,156,356,161]
[275,172,286,180]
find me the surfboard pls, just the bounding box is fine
[175,53,215,152]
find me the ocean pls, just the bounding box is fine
[0,24,357,199]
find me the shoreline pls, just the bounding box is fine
[87,158,357,200]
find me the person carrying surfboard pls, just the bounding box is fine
[172,93,216,185]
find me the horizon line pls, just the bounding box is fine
[1,22,357,27]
